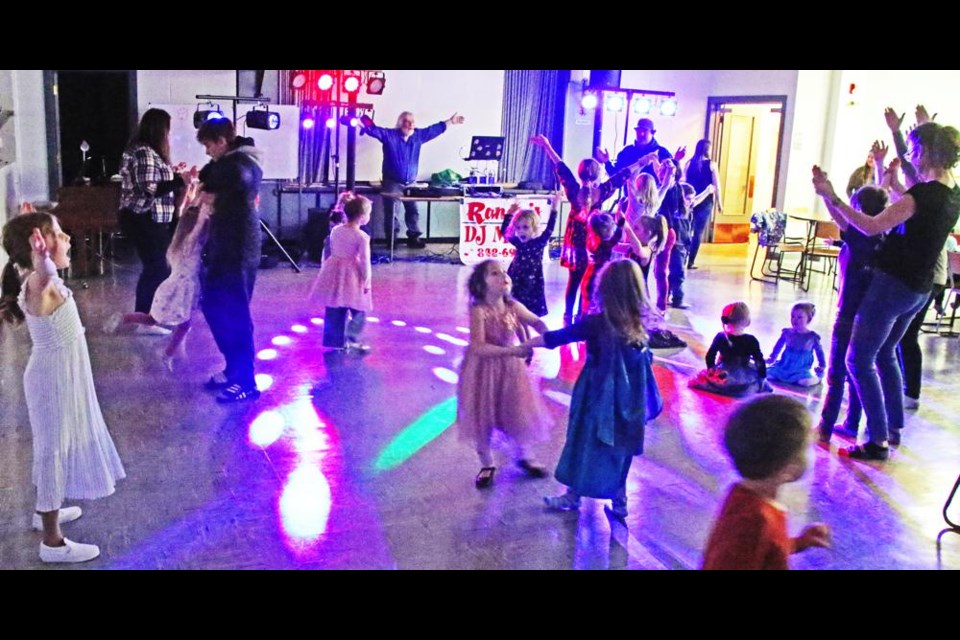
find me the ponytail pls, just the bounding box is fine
[0,261,25,325]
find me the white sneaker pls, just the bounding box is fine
[135,324,172,336]
[904,396,920,410]
[31,506,83,531]
[103,312,123,334]
[39,538,100,563]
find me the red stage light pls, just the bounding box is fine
[317,72,335,91]
[291,71,308,90]
[341,70,361,95]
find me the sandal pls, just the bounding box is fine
[842,442,889,461]
[475,466,496,489]
[516,459,548,478]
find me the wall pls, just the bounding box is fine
[823,69,960,197]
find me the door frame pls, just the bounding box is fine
[43,70,138,192]
[704,95,787,211]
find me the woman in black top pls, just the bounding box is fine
[813,121,960,460]
[684,139,722,269]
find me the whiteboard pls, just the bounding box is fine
[147,103,300,180]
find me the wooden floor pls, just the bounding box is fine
[1,241,958,569]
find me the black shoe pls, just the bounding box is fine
[841,441,889,461]
[648,329,687,349]
[407,237,427,249]
[670,301,691,310]
[688,265,699,270]
[216,384,261,403]
[475,466,496,489]
[516,459,548,478]
[204,372,231,391]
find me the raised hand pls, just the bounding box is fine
[594,147,610,164]
[29,228,48,257]
[447,112,465,125]
[884,107,905,133]
[19,201,37,214]
[811,165,835,198]
[673,146,687,163]
[915,104,936,125]
[795,523,831,551]
[871,140,889,167]
[530,134,550,147]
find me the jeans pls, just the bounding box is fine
[323,307,367,348]
[381,180,421,239]
[821,265,872,429]
[120,209,171,313]
[687,200,713,268]
[201,266,258,388]
[668,243,688,305]
[846,272,929,444]
[654,228,677,310]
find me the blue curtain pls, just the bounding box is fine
[280,70,332,184]
[500,70,569,187]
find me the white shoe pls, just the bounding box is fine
[135,324,172,336]
[31,506,83,531]
[904,396,920,410]
[103,312,123,334]
[39,538,100,563]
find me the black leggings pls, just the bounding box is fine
[897,286,941,399]
[120,209,172,313]
[565,265,586,318]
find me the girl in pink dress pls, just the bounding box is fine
[311,196,373,353]
[457,259,553,489]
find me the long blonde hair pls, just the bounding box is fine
[167,205,209,264]
[629,173,659,219]
[595,259,650,345]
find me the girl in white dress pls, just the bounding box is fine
[104,197,212,369]
[1,210,126,563]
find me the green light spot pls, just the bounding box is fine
[373,397,457,472]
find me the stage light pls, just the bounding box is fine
[246,108,281,130]
[581,92,598,110]
[290,71,308,91]
[341,70,361,95]
[660,98,678,117]
[317,71,335,91]
[604,92,625,113]
[338,115,360,127]
[366,71,386,95]
[325,117,336,129]
[302,116,315,130]
[633,96,652,115]
[193,105,225,129]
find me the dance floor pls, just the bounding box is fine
[2,242,958,569]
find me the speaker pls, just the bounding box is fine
[588,70,621,89]
[304,208,332,263]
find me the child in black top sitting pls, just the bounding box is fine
[690,301,771,396]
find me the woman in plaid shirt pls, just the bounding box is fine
[119,109,194,324]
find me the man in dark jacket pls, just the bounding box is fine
[596,117,673,184]
[196,118,264,402]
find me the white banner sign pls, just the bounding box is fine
[459,197,552,266]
